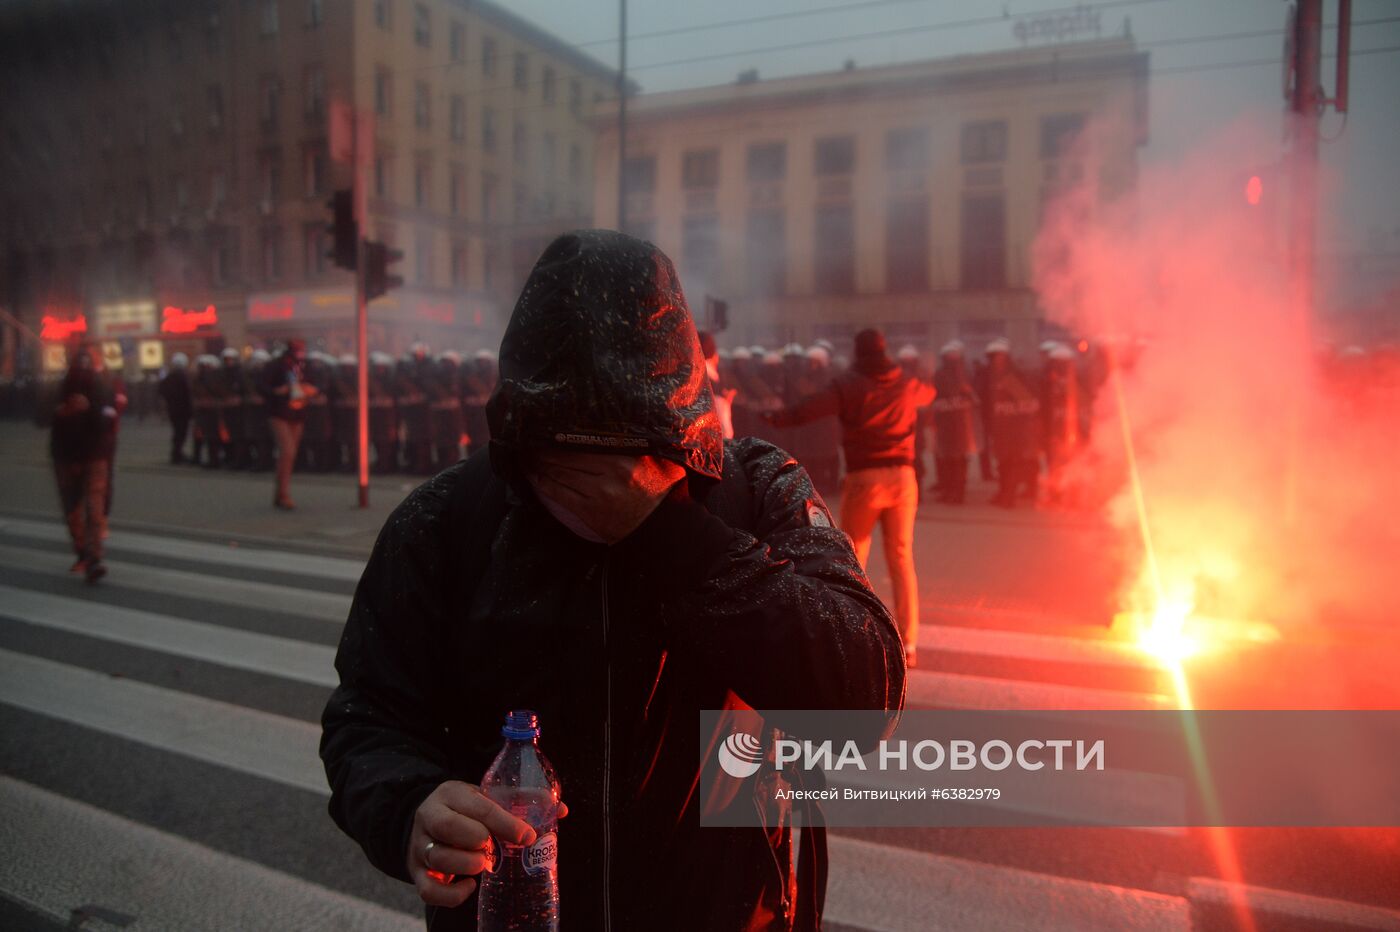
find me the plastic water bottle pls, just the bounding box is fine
[477,710,561,932]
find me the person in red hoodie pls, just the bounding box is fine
[768,328,935,667]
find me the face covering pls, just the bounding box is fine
[528,476,608,544]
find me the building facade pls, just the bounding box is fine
[0,0,614,375]
[593,40,1148,354]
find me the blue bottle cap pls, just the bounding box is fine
[502,709,540,740]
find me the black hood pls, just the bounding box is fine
[487,230,723,479]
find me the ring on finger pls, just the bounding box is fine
[424,840,436,866]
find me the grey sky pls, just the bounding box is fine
[506,0,1400,251]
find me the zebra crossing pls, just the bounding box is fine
[1,515,1395,931]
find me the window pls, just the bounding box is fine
[304,223,325,278]
[886,197,928,292]
[210,227,236,286]
[262,227,283,282]
[450,21,465,62]
[960,193,1005,288]
[513,122,528,166]
[623,156,655,195]
[374,0,391,29]
[374,155,391,198]
[207,85,224,131]
[307,0,323,27]
[413,4,429,47]
[451,241,467,287]
[305,66,325,121]
[541,132,555,177]
[746,209,785,296]
[681,149,718,189]
[815,135,855,175]
[260,0,279,36]
[260,77,282,130]
[568,143,581,183]
[482,107,496,152]
[482,36,497,76]
[542,67,556,104]
[481,173,497,221]
[682,214,719,288]
[484,243,497,291]
[414,82,430,130]
[569,79,582,116]
[746,142,785,182]
[886,127,929,172]
[414,233,432,285]
[513,52,527,90]
[414,158,430,208]
[449,164,464,215]
[450,95,465,141]
[814,204,854,294]
[961,120,1007,164]
[259,150,282,202]
[136,179,153,221]
[304,144,326,197]
[1040,112,1085,159]
[375,68,392,116]
[205,7,222,53]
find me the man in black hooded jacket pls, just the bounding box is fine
[321,230,905,931]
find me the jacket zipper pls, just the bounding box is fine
[601,555,613,932]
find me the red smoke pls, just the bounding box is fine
[1033,120,1400,703]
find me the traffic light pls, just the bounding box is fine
[364,239,404,300]
[326,188,357,270]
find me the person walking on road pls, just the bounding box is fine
[259,338,317,510]
[50,343,118,583]
[767,327,935,668]
[320,230,904,932]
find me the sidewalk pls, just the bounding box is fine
[0,418,1124,628]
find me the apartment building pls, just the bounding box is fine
[0,0,614,372]
[593,39,1148,353]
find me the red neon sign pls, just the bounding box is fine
[161,304,219,334]
[40,313,88,341]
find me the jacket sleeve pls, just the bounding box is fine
[616,439,905,716]
[769,382,841,427]
[319,473,458,883]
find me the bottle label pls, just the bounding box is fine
[521,831,557,876]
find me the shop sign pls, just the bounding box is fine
[42,343,68,373]
[161,304,220,334]
[139,339,165,369]
[40,311,87,341]
[95,301,157,338]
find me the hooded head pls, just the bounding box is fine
[486,230,723,480]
